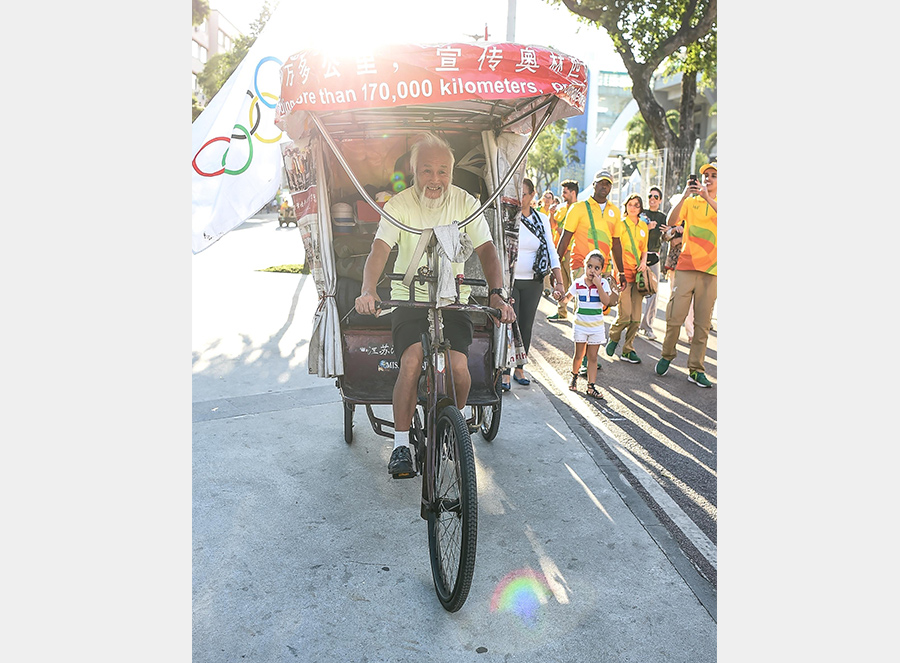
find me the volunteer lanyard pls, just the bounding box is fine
[622,218,642,263]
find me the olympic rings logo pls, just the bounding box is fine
[192,56,284,178]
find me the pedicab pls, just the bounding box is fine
[278,198,298,227]
[274,42,587,611]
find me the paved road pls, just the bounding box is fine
[522,283,718,586]
[192,214,716,662]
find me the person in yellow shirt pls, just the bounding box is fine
[555,170,621,280]
[655,161,718,388]
[605,194,650,364]
[547,179,579,322]
[538,190,556,218]
[538,189,557,297]
[557,171,620,376]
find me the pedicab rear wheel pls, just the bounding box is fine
[479,396,501,442]
[343,401,354,444]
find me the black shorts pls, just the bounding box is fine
[391,307,474,359]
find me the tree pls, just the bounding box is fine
[627,107,710,178]
[526,119,587,193]
[554,0,716,196]
[192,93,205,122]
[625,113,653,155]
[198,2,276,104]
[704,102,717,155]
[193,0,209,26]
[192,0,211,118]
[625,108,681,155]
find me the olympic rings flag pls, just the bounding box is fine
[191,6,293,254]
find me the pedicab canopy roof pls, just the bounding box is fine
[274,43,588,140]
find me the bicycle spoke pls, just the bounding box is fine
[436,426,461,588]
[427,406,477,611]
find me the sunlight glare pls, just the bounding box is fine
[565,463,614,523]
[523,524,570,604]
[546,423,567,440]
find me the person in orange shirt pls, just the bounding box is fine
[605,194,649,364]
[547,179,579,322]
[655,162,718,388]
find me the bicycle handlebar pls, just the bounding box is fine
[383,273,487,287]
[375,300,502,321]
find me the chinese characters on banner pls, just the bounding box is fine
[275,43,587,121]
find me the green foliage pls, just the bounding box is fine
[704,104,716,153]
[665,109,680,132]
[552,0,716,190]
[625,114,653,154]
[259,264,304,273]
[198,52,231,102]
[663,31,717,90]
[565,126,587,164]
[625,110,679,153]
[192,94,205,122]
[526,119,585,193]
[198,2,277,103]
[553,0,716,73]
[693,149,710,172]
[193,0,209,26]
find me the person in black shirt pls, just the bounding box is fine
[639,186,666,340]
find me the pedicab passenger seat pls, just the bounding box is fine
[337,274,396,404]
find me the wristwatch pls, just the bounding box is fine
[489,287,509,302]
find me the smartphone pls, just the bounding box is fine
[689,174,698,185]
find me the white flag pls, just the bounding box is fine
[191,5,292,254]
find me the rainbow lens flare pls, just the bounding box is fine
[391,171,406,192]
[490,568,553,628]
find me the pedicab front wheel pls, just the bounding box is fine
[427,406,478,612]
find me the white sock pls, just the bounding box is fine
[393,435,411,450]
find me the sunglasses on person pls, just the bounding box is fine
[648,193,660,199]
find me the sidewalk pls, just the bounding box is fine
[192,216,716,662]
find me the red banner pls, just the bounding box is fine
[275,43,588,122]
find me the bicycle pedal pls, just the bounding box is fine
[390,471,417,480]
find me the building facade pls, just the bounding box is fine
[192,9,243,105]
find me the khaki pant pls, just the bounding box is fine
[608,281,643,355]
[640,259,661,333]
[661,270,717,373]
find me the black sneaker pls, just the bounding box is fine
[388,445,415,479]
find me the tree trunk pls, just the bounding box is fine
[665,143,694,206]
[662,70,699,204]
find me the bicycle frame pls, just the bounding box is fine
[378,237,499,517]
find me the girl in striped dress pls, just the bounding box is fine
[559,249,618,399]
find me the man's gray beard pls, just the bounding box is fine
[416,183,448,210]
